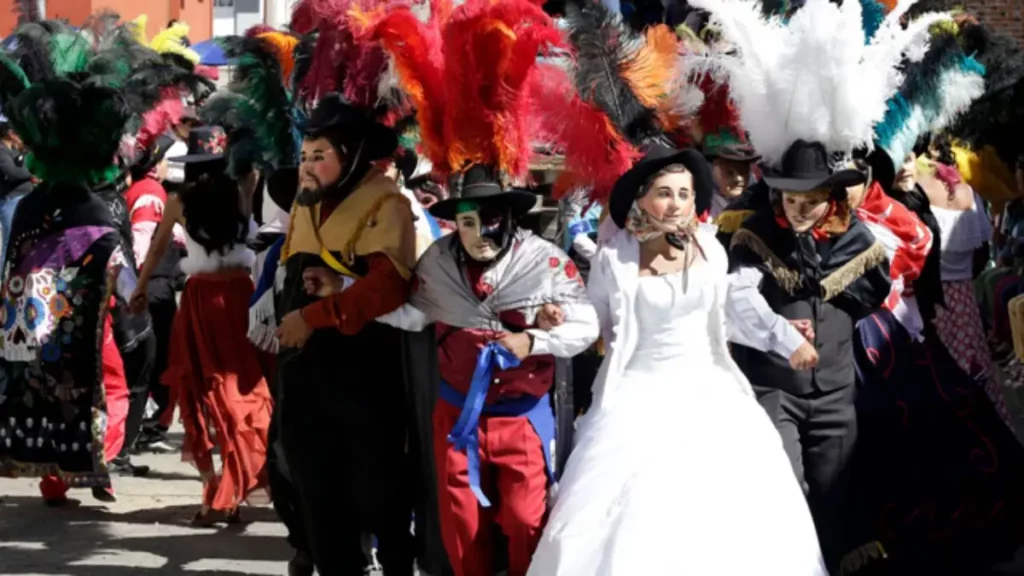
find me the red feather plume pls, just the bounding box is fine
[137,87,185,150]
[530,63,639,201]
[290,0,388,108]
[368,0,562,179]
[245,24,275,38]
[696,73,743,143]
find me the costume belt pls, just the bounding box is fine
[440,342,556,508]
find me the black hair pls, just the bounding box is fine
[0,122,10,140]
[179,166,249,257]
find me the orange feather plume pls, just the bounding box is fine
[257,32,299,84]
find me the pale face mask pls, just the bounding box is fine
[455,203,502,262]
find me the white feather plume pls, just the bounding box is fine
[685,0,951,166]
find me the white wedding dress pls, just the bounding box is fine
[528,227,827,575]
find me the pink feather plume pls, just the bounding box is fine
[137,88,185,150]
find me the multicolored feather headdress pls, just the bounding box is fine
[873,20,985,169]
[0,15,213,185]
[685,0,951,167]
[364,0,563,184]
[290,0,392,112]
[523,1,703,202]
[200,30,302,179]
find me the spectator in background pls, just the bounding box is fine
[0,119,32,267]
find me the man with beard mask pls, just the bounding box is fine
[272,94,418,575]
[376,163,600,576]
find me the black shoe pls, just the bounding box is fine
[92,486,117,503]
[109,456,151,477]
[288,550,315,576]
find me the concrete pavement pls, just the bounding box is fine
[0,429,293,575]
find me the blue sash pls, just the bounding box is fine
[440,343,556,507]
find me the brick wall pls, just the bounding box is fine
[968,0,1024,47]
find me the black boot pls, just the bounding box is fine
[109,456,151,477]
[288,550,315,576]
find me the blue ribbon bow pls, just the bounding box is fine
[447,342,522,507]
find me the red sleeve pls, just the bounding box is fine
[299,253,412,335]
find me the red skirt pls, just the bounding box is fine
[102,311,128,461]
[164,269,273,511]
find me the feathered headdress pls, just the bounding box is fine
[364,0,562,182]
[201,31,301,179]
[0,16,213,184]
[150,22,201,66]
[523,1,703,202]
[291,0,392,111]
[686,0,950,166]
[873,21,985,168]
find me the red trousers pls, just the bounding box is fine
[433,401,549,576]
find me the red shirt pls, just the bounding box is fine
[300,253,411,335]
[435,258,556,403]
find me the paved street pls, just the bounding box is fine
[0,427,293,575]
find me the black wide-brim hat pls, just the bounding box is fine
[430,163,538,221]
[168,125,228,164]
[610,143,715,229]
[761,139,866,192]
[304,93,397,162]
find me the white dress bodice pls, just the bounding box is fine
[627,262,713,373]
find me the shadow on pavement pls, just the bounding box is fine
[0,499,290,574]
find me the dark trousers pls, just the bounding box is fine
[267,403,309,554]
[754,383,857,571]
[118,334,156,456]
[280,380,414,576]
[144,289,177,427]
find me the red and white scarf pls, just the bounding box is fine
[856,182,933,338]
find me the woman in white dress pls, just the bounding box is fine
[528,146,827,575]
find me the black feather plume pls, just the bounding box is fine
[564,1,662,146]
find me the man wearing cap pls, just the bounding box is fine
[704,139,761,220]
[272,94,419,576]
[725,140,891,567]
[376,163,600,576]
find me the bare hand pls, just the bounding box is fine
[536,303,565,331]
[303,267,343,298]
[276,310,313,348]
[788,319,815,342]
[496,332,533,361]
[789,341,819,371]
[128,285,148,314]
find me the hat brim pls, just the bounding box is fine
[762,168,866,192]
[709,150,761,163]
[167,152,223,164]
[610,148,714,229]
[429,190,538,221]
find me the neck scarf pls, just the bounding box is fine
[774,199,839,242]
[625,201,705,291]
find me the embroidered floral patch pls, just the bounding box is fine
[565,260,579,280]
[548,257,560,268]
